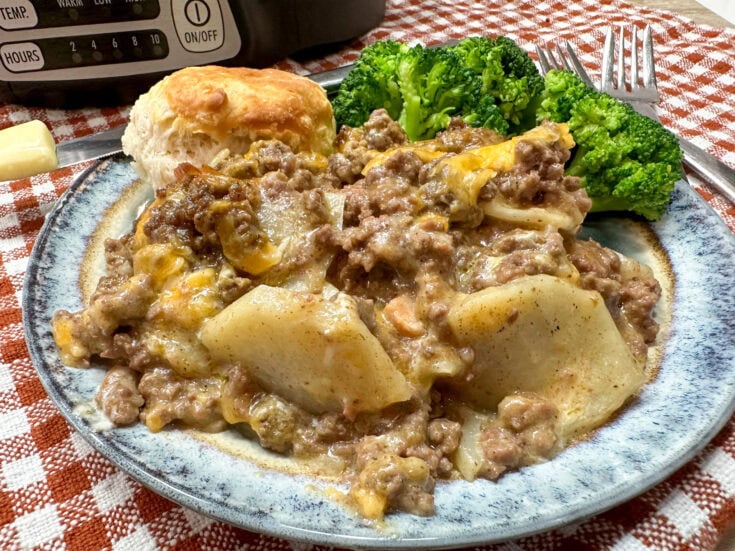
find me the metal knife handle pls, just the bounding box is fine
[308,64,354,94]
[55,124,126,169]
[679,138,735,205]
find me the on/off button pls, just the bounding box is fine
[172,0,224,53]
[184,0,210,26]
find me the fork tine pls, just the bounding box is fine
[641,24,657,90]
[590,24,660,103]
[616,25,626,90]
[536,40,596,89]
[535,45,551,74]
[554,44,572,71]
[545,46,562,70]
[563,42,595,88]
[631,26,640,91]
[601,27,615,93]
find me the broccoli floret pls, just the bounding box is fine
[461,91,509,135]
[587,161,681,221]
[452,36,544,131]
[565,93,636,176]
[332,40,408,128]
[567,93,632,146]
[535,69,595,123]
[396,46,469,140]
[622,111,682,166]
[543,70,683,220]
[331,36,543,139]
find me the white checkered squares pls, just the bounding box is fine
[0,190,17,208]
[2,455,45,491]
[700,447,735,496]
[51,123,75,142]
[6,110,31,125]
[2,256,28,277]
[183,507,214,534]
[112,526,157,551]
[69,431,95,459]
[0,361,14,393]
[659,489,710,540]
[610,534,649,551]
[14,504,64,549]
[0,212,22,242]
[0,409,30,441]
[30,179,55,199]
[92,472,135,513]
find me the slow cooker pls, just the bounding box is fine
[0,0,385,105]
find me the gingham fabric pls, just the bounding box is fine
[1,1,734,549]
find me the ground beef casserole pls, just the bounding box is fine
[53,110,661,520]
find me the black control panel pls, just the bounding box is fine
[0,0,387,107]
[0,0,160,29]
[3,30,168,73]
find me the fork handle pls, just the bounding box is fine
[679,139,735,205]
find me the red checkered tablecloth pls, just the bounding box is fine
[2,1,735,549]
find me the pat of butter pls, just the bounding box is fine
[0,120,58,181]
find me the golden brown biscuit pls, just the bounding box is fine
[122,65,336,188]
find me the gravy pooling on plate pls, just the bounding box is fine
[51,107,662,520]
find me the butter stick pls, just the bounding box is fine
[0,120,58,181]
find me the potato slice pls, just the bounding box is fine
[452,406,491,481]
[447,274,644,440]
[142,324,213,378]
[482,197,584,233]
[199,285,412,415]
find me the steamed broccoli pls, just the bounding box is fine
[460,91,509,136]
[332,36,544,140]
[332,40,682,221]
[452,36,544,131]
[538,70,682,220]
[331,40,408,128]
[535,68,595,123]
[396,46,469,140]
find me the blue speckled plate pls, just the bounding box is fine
[22,155,735,549]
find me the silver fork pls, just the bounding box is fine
[536,28,735,205]
[601,25,659,109]
[535,42,595,88]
